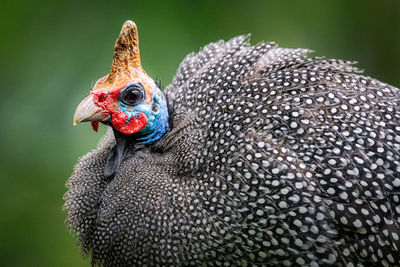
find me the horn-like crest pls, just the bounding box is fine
[109,20,141,80]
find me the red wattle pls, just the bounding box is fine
[112,112,148,135]
[91,121,99,132]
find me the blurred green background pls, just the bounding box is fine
[0,0,398,266]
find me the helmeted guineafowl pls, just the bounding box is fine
[65,20,400,266]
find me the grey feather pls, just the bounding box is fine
[65,36,400,266]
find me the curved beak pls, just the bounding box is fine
[73,94,108,125]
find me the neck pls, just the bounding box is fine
[103,98,169,179]
[104,128,139,179]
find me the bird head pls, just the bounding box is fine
[73,20,168,144]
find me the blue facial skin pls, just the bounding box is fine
[117,84,169,144]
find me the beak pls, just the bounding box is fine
[73,94,108,125]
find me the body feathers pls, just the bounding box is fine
[65,36,400,266]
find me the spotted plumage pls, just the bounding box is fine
[65,22,400,266]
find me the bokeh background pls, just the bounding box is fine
[0,0,399,266]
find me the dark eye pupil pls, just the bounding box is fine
[126,90,140,103]
[121,83,144,106]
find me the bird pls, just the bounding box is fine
[65,20,400,266]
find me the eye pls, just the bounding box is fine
[120,83,144,106]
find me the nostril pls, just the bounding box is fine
[93,91,109,103]
[100,92,109,102]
